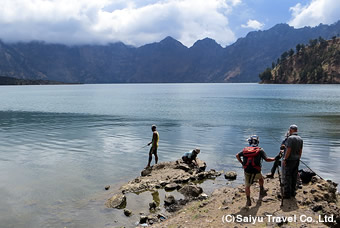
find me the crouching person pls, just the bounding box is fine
[236,135,275,206]
[182,148,200,166]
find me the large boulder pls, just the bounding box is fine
[179,184,203,198]
[106,193,127,209]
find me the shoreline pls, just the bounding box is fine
[103,159,340,227]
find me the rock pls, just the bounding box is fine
[105,185,110,190]
[179,184,203,198]
[198,193,209,200]
[157,213,167,220]
[164,194,176,205]
[106,193,127,209]
[224,171,237,180]
[140,215,148,224]
[197,159,207,172]
[141,168,152,177]
[164,183,179,191]
[123,209,132,216]
[176,163,191,172]
[149,201,157,210]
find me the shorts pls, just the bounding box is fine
[244,172,263,187]
[149,147,158,155]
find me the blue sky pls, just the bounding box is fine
[0,0,339,47]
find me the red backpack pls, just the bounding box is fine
[242,146,262,173]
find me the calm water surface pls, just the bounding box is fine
[0,83,339,227]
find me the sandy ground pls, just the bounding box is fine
[150,174,339,228]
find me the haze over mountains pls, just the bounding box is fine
[0,21,339,83]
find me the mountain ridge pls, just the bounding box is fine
[0,21,339,83]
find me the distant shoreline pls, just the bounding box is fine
[0,76,82,86]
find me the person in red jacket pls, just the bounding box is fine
[236,135,275,206]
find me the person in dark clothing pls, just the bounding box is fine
[236,135,275,207]
[282,124,303,199]
[266,132,289,178]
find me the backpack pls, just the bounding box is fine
[298,169,316,184]
[243,147,262,174]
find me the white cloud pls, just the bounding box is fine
[241,19,264,30]
[0,0,240,47]
[289,0,340,28]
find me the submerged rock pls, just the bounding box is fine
[123,209,132,216]
[105,185,110,190]
[106,193,127,209]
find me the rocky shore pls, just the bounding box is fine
[104,159,340,227]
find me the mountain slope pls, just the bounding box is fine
[259,37,340,83]
[0,21,339,83]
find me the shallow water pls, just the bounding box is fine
[0,83,339,227]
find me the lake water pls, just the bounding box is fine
[0,83,339,227]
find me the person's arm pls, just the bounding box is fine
[236,152,243,165]
[262,150,275,162]
[148,132,158,146]
[283,147,291,166]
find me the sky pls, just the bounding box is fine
[0,0,339,47]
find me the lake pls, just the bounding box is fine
[0,83,339,227]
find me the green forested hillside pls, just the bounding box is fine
[260,37,340,84]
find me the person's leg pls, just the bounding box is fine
[244,172,252,206]
[283,161,292,198]
[147,148,153,167]
[290,160,299,197]
[271,160,280,176]
[259,175,267,196]
[154,148,158,164]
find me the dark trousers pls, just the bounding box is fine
[282,160,300,197]
[271,159,281,175]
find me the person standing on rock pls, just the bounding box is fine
[236,135,275,206]
[146,125,159,168]
[282,124,303,199]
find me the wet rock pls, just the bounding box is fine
[164,183,179,191]
[149,201,157,210]
[157,213,167,221]
[105,185,110,190]
[123,209,132,216]
[141,168,152,177]
[140,215,148,224]
[224,171,237,180]
[179,184,203,198]
[106,193,127,209]
[197,159,207,172]
[164,194,176,205]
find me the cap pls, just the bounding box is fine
[289,124,298,130]
[194,148,200,153]
[151,125,157,129]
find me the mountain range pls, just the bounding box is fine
[0,21,339,83]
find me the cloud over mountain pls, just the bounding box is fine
[0,0,240,47]
[289,0,340,28]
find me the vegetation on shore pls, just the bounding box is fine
[259,36,340,84]
[0,75,76,85]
